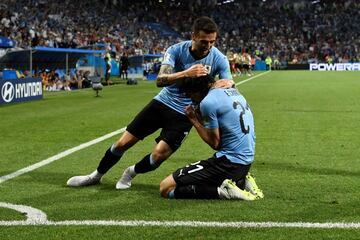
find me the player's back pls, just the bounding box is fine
[201,88,255,165]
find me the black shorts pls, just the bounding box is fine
[173,155,251,187]
[126,99,192,151]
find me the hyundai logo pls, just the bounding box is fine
[1,82,15,103]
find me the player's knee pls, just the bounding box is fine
[114,132,138,151]
[152,143,173,163]
[159,176,175,198]
[159,180,170,198]
[152,150,170,164]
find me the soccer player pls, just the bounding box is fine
[67,16,234,189]
[160,75,264,200]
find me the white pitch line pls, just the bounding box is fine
[1,201,359,229]
[0,127,126,184]
[0,71,269,184]
[0,219,360,229]
[235,70,271,86]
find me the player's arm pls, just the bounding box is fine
[185,105,220,150]
[156,64,184,87]
[213,79,235,89]
[213,56,235,89]
[156,64,208,87]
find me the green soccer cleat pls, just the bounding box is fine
[245,173,264,199]
[218,179,256,200]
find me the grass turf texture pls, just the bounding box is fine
[1,71,360,239]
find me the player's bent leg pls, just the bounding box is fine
[114,131,140,151]
[117,141,173,189]
[67,131,139,188]
[133,140,173,175]
[159,174,177,198]
[151,140,174,164]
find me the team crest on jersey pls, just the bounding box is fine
[204,65,212,73]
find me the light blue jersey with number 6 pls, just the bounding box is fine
[154,40,232,115]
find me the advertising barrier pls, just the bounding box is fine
[309,63,360,71]
[0,77,42,105]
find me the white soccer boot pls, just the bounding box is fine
[66,170,102,187]
[245,173,264,199]
[116,166,136,189]
[218,179,256,200]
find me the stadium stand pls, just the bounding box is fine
[0,0,359,66]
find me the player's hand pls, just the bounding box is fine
[184,64,208,78]
[185,105,196,120]
[185,105,202,125]
[213,79,235,89]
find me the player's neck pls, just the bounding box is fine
[189,46,209,60]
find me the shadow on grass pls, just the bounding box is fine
[255,160,360,177]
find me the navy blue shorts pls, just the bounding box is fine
[126,99,192,151]
[173,155,251,187]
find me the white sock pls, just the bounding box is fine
[89,170,103,180]
[128,165,136,177]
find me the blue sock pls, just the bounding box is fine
[97,145,123,174]
[110,143,124,157]
[149,154,159,167]
[168,189,175,199]
[134,153,160,174]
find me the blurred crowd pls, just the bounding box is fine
[1,0,359,64]
[34,69,91,91]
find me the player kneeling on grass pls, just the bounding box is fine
[160,75,264,200]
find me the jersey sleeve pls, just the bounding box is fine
[200,98,219,129]
[217,55,233,80]
[161,45,177,68]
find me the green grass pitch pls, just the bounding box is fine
[1,70,360,239]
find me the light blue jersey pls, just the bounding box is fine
[154,40,232,114]
[200,88,256,165]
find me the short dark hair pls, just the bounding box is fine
[178,75,215,98]
[192,16,218,34]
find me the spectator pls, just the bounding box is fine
[120,52,129,80]
[265,56,273,70]
[104,56,112,85]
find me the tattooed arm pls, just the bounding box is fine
[156,65,179,87]
[156,64,209,87]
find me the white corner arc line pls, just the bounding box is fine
[235,71,271,86]
[0,127,126,184]
[0,202,47,223]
